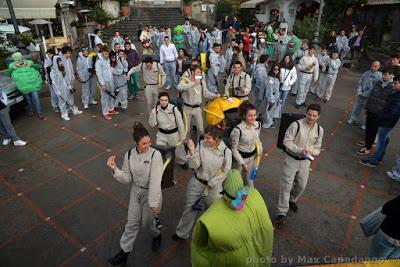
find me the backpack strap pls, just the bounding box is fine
[294,120,300,138]
[234,125,242,140]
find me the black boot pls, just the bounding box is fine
[108,249,129,265]
[152,234,162,251]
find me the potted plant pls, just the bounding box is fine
[183,0,192,18]
[119,0,130,17]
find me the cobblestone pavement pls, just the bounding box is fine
[0,67,399,267]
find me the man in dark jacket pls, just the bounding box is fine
[124,42,141,100]
[360,72,400,167]
[357,68,393,155]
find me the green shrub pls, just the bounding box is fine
[89,6,116,25]
[293,15,329,45]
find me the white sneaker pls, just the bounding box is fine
[61,114,70,121]
[347,119,353,124]
[2,139,11,146]
[13,140,27,146]
[386,171,400,182]
[72,109,83,115]
[84,104,89,109]
[360,125,366,130]
[91,101,98,105]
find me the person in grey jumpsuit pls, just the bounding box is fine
[252,54,269,115]
[76,48,97,109]
[95,45,117,120]
[107,122,164,265]
[50,57,82,121]
[231,101,263,187]
[149,92,188,168]
[110,51,128,110]
[177,65,220,139]
[172,125,232,240]
[262,63,281,129]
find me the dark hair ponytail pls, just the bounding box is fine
[133,122,150,142]
[238,100,256,119]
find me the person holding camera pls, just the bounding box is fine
[295,45,319,108]
[50,57,82,121]
[177,65,220,138]
[224,61,252,100]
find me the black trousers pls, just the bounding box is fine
[365,111,380,149]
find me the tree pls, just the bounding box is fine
[322,0,367,30]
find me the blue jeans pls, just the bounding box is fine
[369,127,392,164]
[24,91,42,114]
[349,95,367,124]
[0,106,20,141]
[370,229,400,259]
[280,89,290,115]
[163,61,176,89]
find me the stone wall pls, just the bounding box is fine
[190,1,216,26]
[102,0,120,18]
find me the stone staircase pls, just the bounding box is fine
[102,7,186,43]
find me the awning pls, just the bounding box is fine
[366,0,400,5]
[241,0,266,9]
[0,0,58,19]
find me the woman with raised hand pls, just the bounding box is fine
[107,122,164,265]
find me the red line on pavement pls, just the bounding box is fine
[339,167,370,256]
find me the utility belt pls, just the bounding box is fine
[159,127,178,134]
[184,103,201,108]
[146,83,159,86]
[286,151,307,161]
[194,173,208,185]
[301,71,313,74]
[239,148,257,159]
[164,60,175,63]
[134,182,149,190]
[234,94,250,99]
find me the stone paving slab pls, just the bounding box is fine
[0,68,399,266]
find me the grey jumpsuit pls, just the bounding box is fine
[149,103,187,165]
[113,147,163,253]
[230,120,263,187]
[175,140,232,239]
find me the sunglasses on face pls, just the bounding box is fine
[273,68,279,71]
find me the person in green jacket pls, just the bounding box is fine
[8,52,44,119]
[191,169,274,267]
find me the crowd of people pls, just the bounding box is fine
[1,15,400,266]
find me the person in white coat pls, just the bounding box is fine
[262,63,281,129]
[95,45,117,120]
[76,48,97,109]
[310,47,330,95]
[110,51,128,110]
[295,45,319,108]
[280,55,297,116]
[50,57,83,121]
[317,51,341,102]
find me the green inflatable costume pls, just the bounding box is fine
[173,25,185,51]
[192,170,274,267]
[265,27,277,57]
[7,52,42,94]
[286,35,301,58]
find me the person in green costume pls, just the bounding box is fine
[173,25,184,52]
[265,26,277,58]
[192,169,274,267]
[7,52,44,119]
[286,34,301,60]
